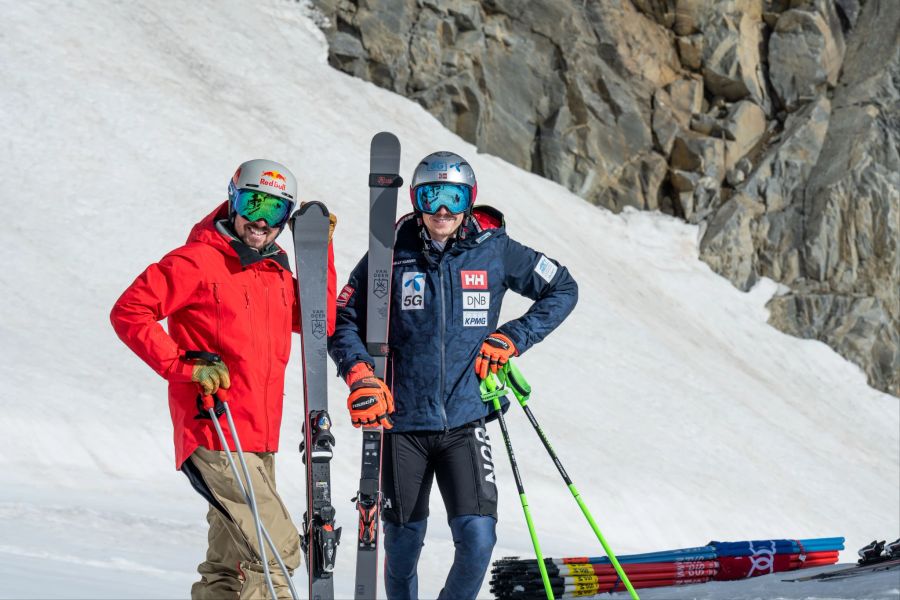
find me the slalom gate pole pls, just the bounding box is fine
[499,360,640,600]
[188,351,298,600]
[481,373,554,600]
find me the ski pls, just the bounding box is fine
[292,201,340,600]
[354,132,402,600]
[782,558,900,582]
[783,538,900,582]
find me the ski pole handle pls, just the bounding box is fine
[201,388,229,411]
[184,350,227,413]
[503,360,531,406]
[184,350,223,364]
[479,372,508,411]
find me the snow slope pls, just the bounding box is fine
[0,1,897,598]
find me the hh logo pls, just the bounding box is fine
[402,272,425,310]
[461,270,488,289]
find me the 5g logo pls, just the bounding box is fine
[402,272,425,310]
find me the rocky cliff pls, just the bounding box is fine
[311,0,899,396]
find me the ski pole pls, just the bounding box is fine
[480,373,554,600]
[188,351,298,600]
[498,360,640,600]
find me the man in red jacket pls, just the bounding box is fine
[111,159,336,599]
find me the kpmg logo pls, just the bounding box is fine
[463,311,487,327]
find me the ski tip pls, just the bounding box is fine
[372,131,399,143]
[370,132,401,153]
[292,201,330,219]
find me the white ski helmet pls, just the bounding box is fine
[228,159,298,217]
[409,151,477,212]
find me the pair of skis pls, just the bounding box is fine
[292,132,402,599]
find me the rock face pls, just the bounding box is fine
[312,0,900,397]
[315,0,681,212]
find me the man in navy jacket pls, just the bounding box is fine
[329,151,578,599]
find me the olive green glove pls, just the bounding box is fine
[191,359,231,396]
[328,212,337,243]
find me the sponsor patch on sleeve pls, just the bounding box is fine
[534,255,558,283]
[336,284,354,308]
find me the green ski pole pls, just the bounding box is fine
[480,373,555,600]
[499,361,640,600]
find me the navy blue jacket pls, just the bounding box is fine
[328,206,578,432]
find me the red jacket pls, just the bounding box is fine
[110,202,336,467]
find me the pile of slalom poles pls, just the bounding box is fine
[491,537,844,598]
[479,360,640,600]
[185,351,300,600]
[712,538,844,579]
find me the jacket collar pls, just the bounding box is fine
[215,220,293,270]
[187,202,292,272]
[397,206,506,266]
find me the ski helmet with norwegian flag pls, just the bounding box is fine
[409,151,477,213]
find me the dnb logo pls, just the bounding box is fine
[461,270,487,289]
[402,272,425,310]
[259,170,287,192]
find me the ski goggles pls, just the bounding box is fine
[413,182,473,215]
[231,189,294,228]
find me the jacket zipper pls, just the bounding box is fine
[213,283,222,349]
[437,262,449,431]
[263,276,271,450]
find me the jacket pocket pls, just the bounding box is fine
[210,282,253,356]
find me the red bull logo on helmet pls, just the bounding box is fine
[259,170,287,191]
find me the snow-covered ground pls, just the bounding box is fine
[1,1,897,598]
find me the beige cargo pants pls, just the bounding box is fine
[188,446,301,600]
